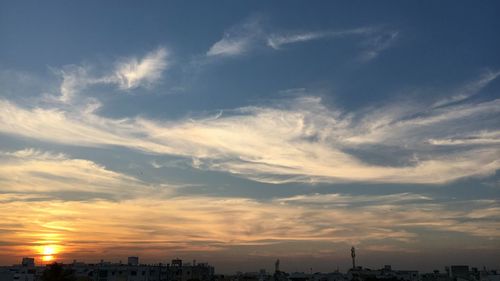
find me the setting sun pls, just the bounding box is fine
[42,245,56,256]
[39,245,59,263]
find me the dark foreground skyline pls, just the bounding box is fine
[1,255,499,281]
[2,250,499,275]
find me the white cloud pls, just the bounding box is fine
[267,27,375,49]
[428,131,500,146]
[206,18,262,57]
[58,65,90,103]
[113,47,169,89]
[206,20,396,62]
[207,36,253,57]
[54,47,169,103]
[276,192,432,205]
[0,148,154,199]
[1,63,499,185]
[0,84,498,185]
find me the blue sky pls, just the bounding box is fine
[0,0,499,273]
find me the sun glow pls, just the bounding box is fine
[42,255,54,262]
[39,245,60,263]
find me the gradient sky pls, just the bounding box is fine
[0,0,499,274]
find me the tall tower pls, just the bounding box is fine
[275,259,280,273]
[351,247,356,269]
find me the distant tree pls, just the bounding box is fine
[41,263,76,281]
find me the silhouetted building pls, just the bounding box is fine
[480,268,500,281]
[0,258,40,281]
[21,258,35,268]
[1,256,500,281]
[348,265,419,281]
[450,266,470,279]
[128,256,140,266]
[0,257,214,281]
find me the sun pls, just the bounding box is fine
[42,245,56,256]
[39,245,60,263]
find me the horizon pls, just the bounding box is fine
[0,0,499,275]
[3,253,498,275]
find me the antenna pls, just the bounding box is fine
[351,246,356,269]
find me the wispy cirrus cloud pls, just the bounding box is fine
[114,47,169,89]
[56,47,169,103]
[275,192,432,206]
[266,27,376,49]
[206,18,397,61]
[206,18,263,57]
[428,130,500,146]
[206,35,254,57]
[0,71,498,184]
[433,70,500,107]
[357,30,399,61]
[0,148,157,201]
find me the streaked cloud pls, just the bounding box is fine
[206,36,253,57]
[433,70,500,107]
[266,27,375,49]
[0,78,498,184]
[207,19,396,61]
[0,191,498,263]
[275,192,432,206]
[206,18,262,57]
[0,148,158,200]
[56,47,169,103]
[428,130,500,146]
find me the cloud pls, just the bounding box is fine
[58,65,91,103]
[0,191,498,263]
[206,18,262,57]
[0,63,499,185]
[359,30,399,61]
[428,131,500,146]
[433,70,500,107]
[114,47,169,89]
[0,82,498,185]
[0,152,497,261]
[276,192,432,206]
[266,27,375,49]
[207,36,253,57]
[55,47,169,103]
[206,19,395,61]
[0,148,157,200]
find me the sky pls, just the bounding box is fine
[0,0,499,274]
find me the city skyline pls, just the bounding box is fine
[0,1,499,274]
[3,253,498,275]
